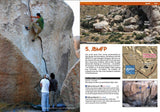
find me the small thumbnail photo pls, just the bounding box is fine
[123,81,157,107]
[123,46,157,79]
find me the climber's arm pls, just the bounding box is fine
[30,16,39,22]
[31,16,39,18]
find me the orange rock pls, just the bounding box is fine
[0,35,40,103]
[61,60,80,109]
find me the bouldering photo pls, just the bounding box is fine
[0,0,80,111]
[123,81,157,107]
[80,5,160,44]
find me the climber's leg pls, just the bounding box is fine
[32,23,42,42]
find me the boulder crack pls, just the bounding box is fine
[38,37,48,74]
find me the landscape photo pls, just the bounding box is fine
[80,5,160,44]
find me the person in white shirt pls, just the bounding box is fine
[40,74,50,112]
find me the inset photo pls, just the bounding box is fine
[80,5,160,44]
[123,46,157,79]
[123,81,157,107]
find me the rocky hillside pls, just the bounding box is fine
[80,5,160,44]
[0,0,79,107]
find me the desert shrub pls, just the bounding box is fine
[91,36,95,40]
[124,40,134,44]
[117,25,124,31]
[81,20,94,29]
[100,32,107,35]
[99,17,104,21]
[108,32,123,41]
[135,33,146,40]
[155,37,160,40]
[115,39,120,42]
[106,32,111,35]
[112,13,118,18]
[89,22,95,28]
[144,41,148,44]
[117,33,123,37]
[151,40,159,44]
[132,32,137,37]
[81,20,89,28]
[110,38,120,42]
[108,35,114,40]
[80,36,83,38]
[126,36,131,40]
[110,22,114,27]
[82,32,89,36]
[94,37,99,42]
[102,39,108,43]
[119,41,124,44]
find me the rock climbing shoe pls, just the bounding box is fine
[32,39,35,42]
[25,26,30,31]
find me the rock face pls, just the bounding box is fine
[142,6,160,26]
[0,0,77,90]
[96,14,105,19]
[93,21,108,32]
[0,0,78,104]
[123,17,137,25]
[73,36,80,58]
[0,34,40,103]
[123,25,139,32]
[123,81,157,107]
[61,60,80,109]
[114,15,122,22]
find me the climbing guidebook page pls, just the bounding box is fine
[80,44,122,112]
[80,1,159,112]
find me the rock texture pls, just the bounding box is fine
[61,60,80,109]
[0,34,40,103]
[73,36,80,58]
[93,21,108,32]
[123,81,157,107]
[123,25,139,32]
[0,0,77,89]
[142,6,160,26]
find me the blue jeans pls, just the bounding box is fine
[41,92,49,112]
[49,91,57,107]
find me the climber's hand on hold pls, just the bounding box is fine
[31,19,33,22]
[31,16,38,18]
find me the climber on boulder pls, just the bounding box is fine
[25,13,44,42]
